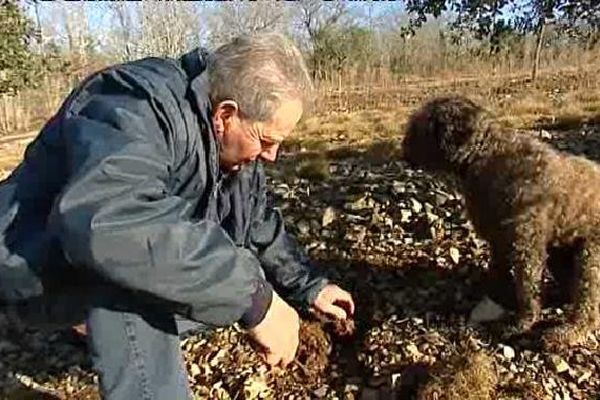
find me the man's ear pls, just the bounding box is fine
[212,100,240,135]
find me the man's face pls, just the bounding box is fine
[212,99,303,172]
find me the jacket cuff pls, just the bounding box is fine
[240,280,273,329]
[302,277,329,310]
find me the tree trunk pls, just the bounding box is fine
[531,18,546,82]
[33,1,43,52]
[337,67,342,111]
[587,28,599,51]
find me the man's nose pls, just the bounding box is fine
[260,144,280,162]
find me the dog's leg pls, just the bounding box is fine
[510,223,547,331]
[543,238,600,349]
[487,240,517,309]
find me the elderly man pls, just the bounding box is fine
[0,33,354,399]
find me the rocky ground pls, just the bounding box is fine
[1,123,600,399]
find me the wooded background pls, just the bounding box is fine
[1,0,598,134]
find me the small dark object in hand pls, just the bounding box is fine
[312,309,356,338]
[332,317,356,337]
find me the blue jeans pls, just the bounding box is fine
[11,284,211,400]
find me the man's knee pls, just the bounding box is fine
[87,306,191,400]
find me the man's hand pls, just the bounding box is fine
[312,284,355,320]
[247,291,299,368]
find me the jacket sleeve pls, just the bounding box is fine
[248,164,329,311]
[51,70,272,328]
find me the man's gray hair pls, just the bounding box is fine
[206,32,314,122]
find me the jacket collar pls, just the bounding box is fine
[179,47,212,116]
[179,48,223,180]
[179,47,209,79]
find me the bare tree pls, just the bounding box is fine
[206,1,292,47]
[106,2,138,61]
[32,1,93,60]
[22,0,43,53]
[137,1,203,58]
[294,0,349,45]
[290,0,350,80]
[58,1,91,61]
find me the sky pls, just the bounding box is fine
[22,0,531,50]
[25,1,410,33]
[21,1,412,51]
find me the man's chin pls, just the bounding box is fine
[219,162,242,173]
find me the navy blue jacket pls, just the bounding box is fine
[0,49,327,328]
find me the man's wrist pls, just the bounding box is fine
[304,278,330,308]
[240,280,273,329]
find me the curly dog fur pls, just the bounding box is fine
[402,95,600,348]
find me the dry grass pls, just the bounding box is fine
[0,76,73,136]
[294,108,407,149]
[293,62,600,153]
[3,63,596,181]
[417,350,498,400]
[0,140,30,180]
[0,47,598,140]
[0,60,106,137]
[0,55,598,183]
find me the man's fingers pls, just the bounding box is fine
[285,337,299,367]
[342,290,355,314]
[264,352,296,368]
[323,304,347,320]
[264,352,282,367]
[334,290,355,316]
[281,352,295,368]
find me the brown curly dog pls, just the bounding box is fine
[402,95,600,349]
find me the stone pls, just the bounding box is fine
[549,355,570,373]
[469,297,506,324]
[539,130,552,140]
[297,220,310,235]
[400,209,412,222]
[313,385,329,398]
[322,207,336,227]
[410,198,423,213]
[449,247,460,264]
[501,345,516,360]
